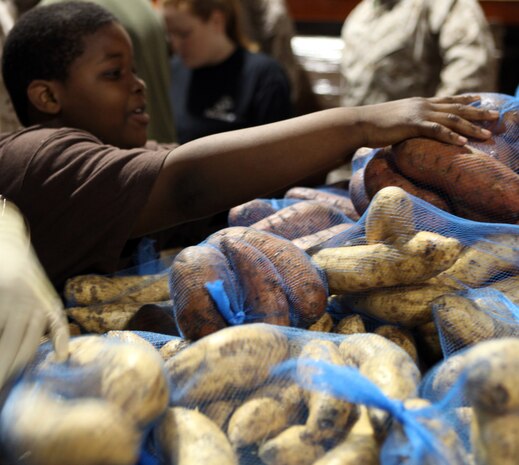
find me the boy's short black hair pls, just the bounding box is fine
[2,1,117,126]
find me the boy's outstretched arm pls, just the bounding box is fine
[132,95,498,236]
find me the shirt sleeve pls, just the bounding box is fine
[435,0,498,96]
[12,128,170,287]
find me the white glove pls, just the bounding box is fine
[0,199,69,389]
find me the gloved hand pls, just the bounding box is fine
[0,199,69,390]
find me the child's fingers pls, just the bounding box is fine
[428,111,495,141]
[433,102,500,122]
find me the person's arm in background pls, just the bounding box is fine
[433,0,498,96]
[132,95,498,237]
[0,199,69,390]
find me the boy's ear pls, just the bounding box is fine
[210,9,226,31]
[26,80,61,115]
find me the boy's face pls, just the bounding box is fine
[54,22,149,148]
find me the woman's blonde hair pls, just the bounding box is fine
[162,0,257,50]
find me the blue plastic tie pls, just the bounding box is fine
[205,279,245,325]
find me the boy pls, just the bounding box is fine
[0,1,498,290]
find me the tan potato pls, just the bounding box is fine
[105,330,158,352]
[298,339,358,444]
[258,425,326,465]
[313,434,379,465]
[339,333,420,439]
[64,273,169,306]
[227,397,291,447]
[307,312,334,333]
[312,231,461,294]
[472,409,519,465]
[431,233,519,288]
[45,335,169,428]
[202,399,241,431]
[463,338,519,413]
[0,383,141,465]
[164,323,289,404]
[154,407,237,465]
[385,398,470,465]
[415,320,443,366]
[158,337,190,361]
[374,325,418,364]
[348,283,457,327]
[66,302,149,333]
[364,186,415,245]
[432,293,496,351]
[334,313,366,335]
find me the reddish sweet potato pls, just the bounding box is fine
[292,223,353,252]
[169,245,231,340]
[228,199,278,227]
[219,236,290,326]
[348,167,370,216]
[207,227,328,327]
[391,138,519,223]
[251,200,350,240]
[284,187,359,221]
[364,149,451,212]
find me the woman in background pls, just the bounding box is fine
[161,0,293,144]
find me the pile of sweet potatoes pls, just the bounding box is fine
[350,94,519,223]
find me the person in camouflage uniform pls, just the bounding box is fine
[340,0,498,107]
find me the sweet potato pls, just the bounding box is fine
[169,244,232,340]
[164,323,289,404]
[391,138,519,223]
[154,407,238,465]
[228,198,278,227]
[251,200,350,240]
[208,227,328,327]
[219,235,290,326]
[292,223,354,252]
[364,148,451,212]
[348,166,370,216]
[284,186,360,221]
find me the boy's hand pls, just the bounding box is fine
[360,95,500,148]
[0,200,69,390]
